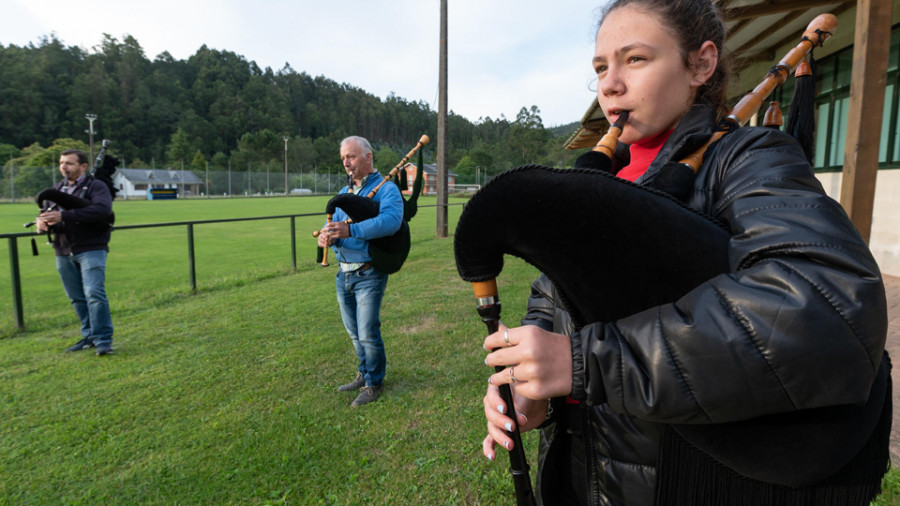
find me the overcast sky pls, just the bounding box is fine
[3,0,609,127]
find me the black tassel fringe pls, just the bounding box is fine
[656,362,892,505]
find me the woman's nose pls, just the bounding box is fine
[599,67,625,97]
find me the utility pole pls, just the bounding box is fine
[436,0,449,237]
[284,136,290,195]
[85,114,98,161]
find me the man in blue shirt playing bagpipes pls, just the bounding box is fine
[318,136,404,407]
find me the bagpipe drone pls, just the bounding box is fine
[314,135,429,274]
[454,14,890,506]
[25,140,119,255]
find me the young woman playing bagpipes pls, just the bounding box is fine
[471,1,889,504]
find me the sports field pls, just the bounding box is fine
[2,196,898,504]
[0,195,546,504]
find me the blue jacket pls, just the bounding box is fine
[330,172,403,264]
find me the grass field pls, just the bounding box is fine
[1,196,898,505]
[1,195,548,504]
[1,196,370,335]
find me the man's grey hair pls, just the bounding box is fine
[341,136,373,157]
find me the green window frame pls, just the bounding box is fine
[812,27,900,171]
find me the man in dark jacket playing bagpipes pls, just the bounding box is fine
[318,136,403,407]
[36,149,115,356]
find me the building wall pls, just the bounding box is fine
[734,2,900,277]
[112,173,140,198]
[817,170,900,277]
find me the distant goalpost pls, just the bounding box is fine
[448,183,480,194]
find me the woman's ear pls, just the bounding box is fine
[690,40,718,87]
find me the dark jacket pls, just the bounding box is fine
[48,176,114,256]
[528,105,887,505]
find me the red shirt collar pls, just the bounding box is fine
[616,129,674,182]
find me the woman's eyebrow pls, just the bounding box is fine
[595,42,655,61]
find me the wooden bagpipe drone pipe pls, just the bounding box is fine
[25,139,119,255]
[313,134,429,273]
[454,13,890,506]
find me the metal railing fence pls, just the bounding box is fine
[0,166,350,201]
[2,203,460,332]
[2,212,321,331]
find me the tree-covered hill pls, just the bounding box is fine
[0,34,585,194]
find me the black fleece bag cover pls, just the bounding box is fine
[35,188,91,210]
[327,193,410,275]
[454,165,730,328]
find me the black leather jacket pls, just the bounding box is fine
[526,106,887,505]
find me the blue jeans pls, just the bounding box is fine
[336,266,389,387]
[56,250,113,346]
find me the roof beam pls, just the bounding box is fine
[724,0,841,20]
[731,10,804,59]
[726,18,754,40]
[730,2,855,70]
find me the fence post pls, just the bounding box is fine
[187,224,197,293]
[290,217,297,271]
[8,237,25,330]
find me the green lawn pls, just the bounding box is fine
[1,196,897,505]
[1,196,350,335]
[1,196,546,504]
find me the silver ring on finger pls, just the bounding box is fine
[503,328,510,345]
[508,366,517,385]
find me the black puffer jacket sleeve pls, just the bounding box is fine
[522,274,586,397]
[521,274,557,332]
[571,126,887,425]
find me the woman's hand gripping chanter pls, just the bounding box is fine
[481,324,573,461]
